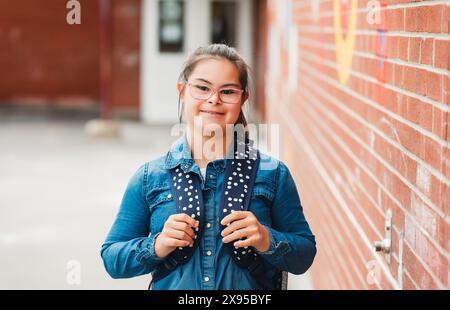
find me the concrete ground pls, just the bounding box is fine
[0,106,312,289]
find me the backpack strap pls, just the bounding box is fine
[218,141,283,290]
[149,164,205,285]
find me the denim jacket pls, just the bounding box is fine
[100,134,316,290]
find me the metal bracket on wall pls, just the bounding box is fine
[374,209,392,264]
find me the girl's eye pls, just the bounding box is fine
[195,85,210,92]
[221,89,239,95]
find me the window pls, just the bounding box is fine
[211,1,237,47]
[159,0,184,53]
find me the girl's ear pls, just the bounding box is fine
[241,91,249,105]
[177,82,185,100]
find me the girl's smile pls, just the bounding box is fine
[199,109,225,118]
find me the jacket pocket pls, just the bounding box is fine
[249,177,275,224]
[147,185,176,234]
[251,176,275,203]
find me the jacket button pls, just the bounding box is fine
[167,194,172,199]
[206,223,211,228]
[206,250,212,256]
[204,276,210,282]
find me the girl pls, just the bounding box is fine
[101,44,316,290]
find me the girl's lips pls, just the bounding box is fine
[200,110,225,116]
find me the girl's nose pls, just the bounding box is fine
[207,90,221,104]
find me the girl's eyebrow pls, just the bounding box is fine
[193,78,241,88]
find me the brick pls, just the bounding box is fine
[420,38,433,66]
[408,38,421,63]
[426,71,444,102]
[434,40,449,70]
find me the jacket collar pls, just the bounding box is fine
[164,133,195,172]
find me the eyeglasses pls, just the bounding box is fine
[187,82,244,104]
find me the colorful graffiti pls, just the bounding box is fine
[374,0,388,104]
[333,0,358,85]
[266,0,298,106]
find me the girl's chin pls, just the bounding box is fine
[198,114,226,125]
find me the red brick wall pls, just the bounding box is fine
[0,0,141,110]
[259,0,449,289]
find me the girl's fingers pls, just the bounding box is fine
[171,213,199,228]
[222,227,253,244]
[233,236,256,249]
[166,228,194,245]
[166,237,190,248]
[221,218,249,237]
[170,221,196,239]
[220,211,249,226]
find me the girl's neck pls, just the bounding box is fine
[186,127,231,169]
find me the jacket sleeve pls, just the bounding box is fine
[256,161,317,275]
[100,163,164,279]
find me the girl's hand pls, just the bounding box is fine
[154,214,199,258]
[220,211,270,252]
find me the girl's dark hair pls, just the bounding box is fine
[177,43,252,128]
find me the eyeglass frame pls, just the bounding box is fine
[186,82,245,104]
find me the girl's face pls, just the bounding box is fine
[178,58,248,135]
